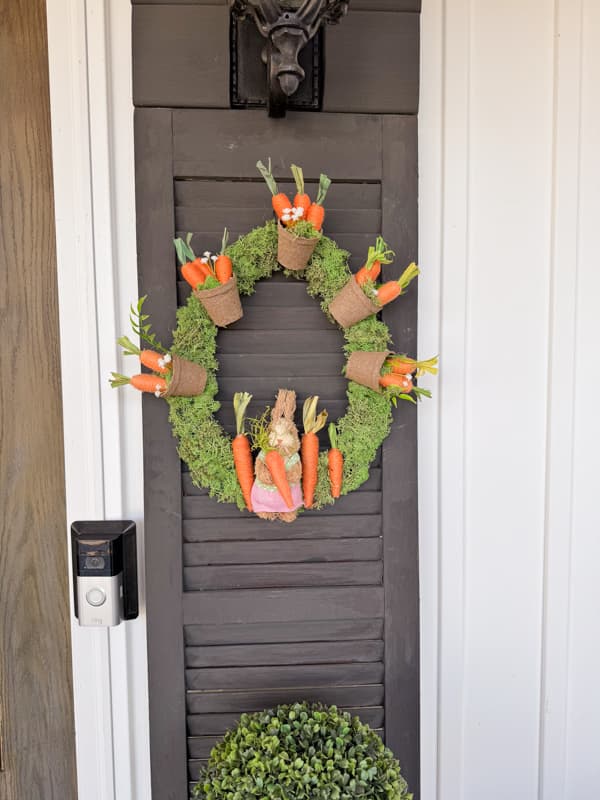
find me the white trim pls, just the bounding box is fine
[46,1,151,798]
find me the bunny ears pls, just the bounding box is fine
[271,389,297,422]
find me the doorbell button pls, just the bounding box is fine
[86,587,106,607]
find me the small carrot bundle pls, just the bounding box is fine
[301,396,328,509]
[328,424,343,499]
[257,158,291,220]
[232,392,254,512]
[110,372,167,398]
[386,354,439,377]
[306,172,332,232]
[379,372,414,393]
[174,233,205,289]
[376,262,420,306]
[141,349,172,374]
[355,237,395,287]
[291,164,311,215]
[215,228,233,284]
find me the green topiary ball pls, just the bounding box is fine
[194,702,412,800]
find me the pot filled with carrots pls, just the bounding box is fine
[345,351,438,403]
[328,237,420,329]
[174,229,243,327]
[257,160,331,271]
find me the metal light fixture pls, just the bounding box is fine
[231,0,350,117]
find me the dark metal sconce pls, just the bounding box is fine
[231,0,350,117]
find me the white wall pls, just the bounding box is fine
[418,1,600,798]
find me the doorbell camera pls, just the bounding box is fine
[71,520,138,627]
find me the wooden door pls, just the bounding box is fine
[132,5,420,800]
[0,0,77,797]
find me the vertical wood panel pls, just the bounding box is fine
[0,0,77,797]
[135,108,189,800]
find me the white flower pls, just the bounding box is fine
[155,384,163,391]
[293,206,304,218]
[203,250,211,257]
[157,358,165,368]
[154,390,162,398]
[211,255,217,262]
[200,257,208,264]
[281,213,292,222]
[163,353,172,364]
[282,208,292,215]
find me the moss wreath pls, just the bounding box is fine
[167,219,396,512]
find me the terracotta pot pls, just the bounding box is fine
[194,275,243,327]
[277,223,320,271]
[163,355,207,397]
[345,350,391,393]
[328,277,380,328]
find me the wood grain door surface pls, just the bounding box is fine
[132,5,420,800]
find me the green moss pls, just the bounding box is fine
[166,220,395,513]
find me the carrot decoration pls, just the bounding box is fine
[386,354,439,377]
[327,424,343,499]
[250,409,294,510]
[355,237,395,286]
[110,372,167,398]
[257,158,291,219]
[232,392,254,512]
[306,173,332,231]
[140,349,171,374]
[379,373,414,393]
[376,262,419,306]
[301,396,328,509]
[174,233,205,288]
[215,228,233,284]
[291,164,311,215]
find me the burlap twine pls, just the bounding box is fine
[328,277,380,328]
[345,350,391,393]
[277,223,320,271]
[164,355,207,397]
[194,275,243,327]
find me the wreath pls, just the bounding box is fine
[110,162,437,521]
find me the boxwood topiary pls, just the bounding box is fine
[194,702,412,800]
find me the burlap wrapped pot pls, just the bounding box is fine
[194,275,243,327]
[328,277,380,328]
[345,350,391,393]
[163,355,207,398]
[277,223,320,271]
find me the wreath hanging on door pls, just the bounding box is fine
[110,162,437,520]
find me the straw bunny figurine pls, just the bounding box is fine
[251,389,303,522]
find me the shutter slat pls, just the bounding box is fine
[185,640,384,668]
[186,662,384,691]
[183,492,381,520]
[184,538,382,565]
[186,685,385,714]
[184,618,384,646]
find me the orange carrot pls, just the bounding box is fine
[110,372,168,397]
[140,349,171,374]
[257,159,291,219]
[232,392,254,512]
[387,357,416,375]
[291,164,311,215]
[181,261,206,288]
[301,396,328,509]
[379,373,414,393]
[376,262,419,306]
[215,228,233,284]
[265,450,294,510]
[327,424,343,499]
[355,237,395,286]
[306,173,332,231]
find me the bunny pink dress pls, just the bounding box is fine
[250,452,303,513]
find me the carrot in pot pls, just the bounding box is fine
[232,392,254,512]
[306,172,332,231]
[328,424,343,499]
[379,373,414,393]
[376,262,420,306]
[291,164,311,215]
[110,372,167,397]
[257,158,291,219]
[181,261,206,288]
[355,237,395,286]
[215,228,233,284]
[301,396,328,509]
[387,356,416,375]
[174,232,206,288]
[140,349,171,374]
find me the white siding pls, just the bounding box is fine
[419,1,600,799]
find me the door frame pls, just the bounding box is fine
[46,1,441,798]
